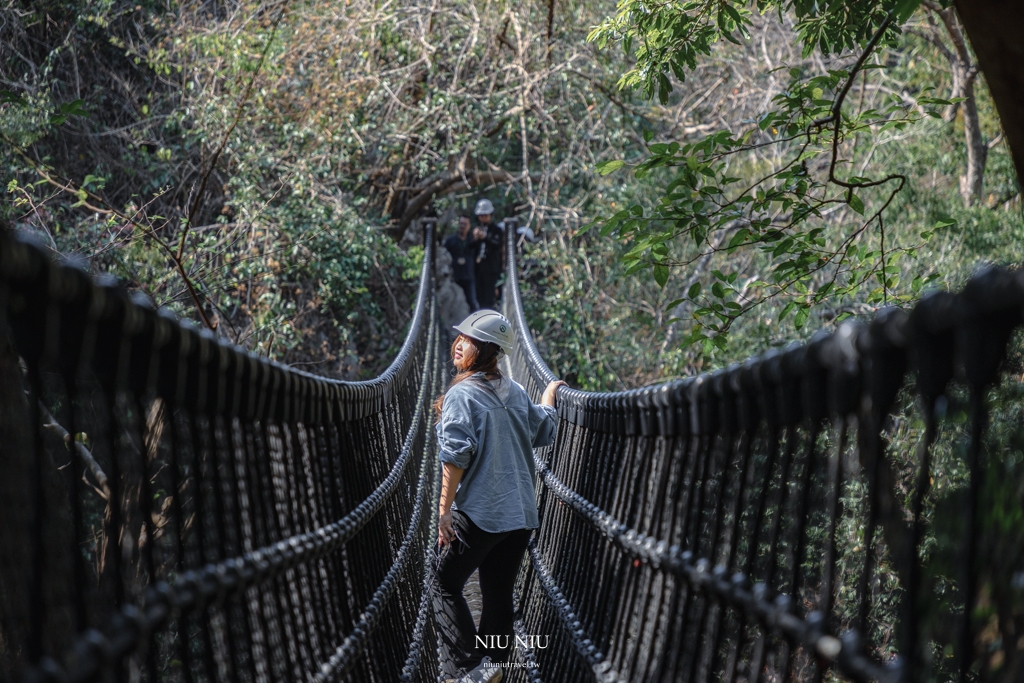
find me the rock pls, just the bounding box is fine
[435,246,469,328]
[399,219,424,251]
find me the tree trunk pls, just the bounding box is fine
[954,0,1024,189]
[927,4,989,205]
[959,73,988,204]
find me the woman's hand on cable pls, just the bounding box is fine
[541,380,568,407]
[438,509,455,547]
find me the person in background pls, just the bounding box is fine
[472,199,504,309]
[444,215,480,312]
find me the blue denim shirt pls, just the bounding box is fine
[436,373,558,533]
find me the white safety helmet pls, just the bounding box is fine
[474,198,495,216]
[453,309,514,357]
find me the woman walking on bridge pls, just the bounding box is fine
[432,310,565,683]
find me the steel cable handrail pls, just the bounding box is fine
[503,221,1024,683]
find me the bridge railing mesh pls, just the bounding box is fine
[0,222,444,683]
[502,220,1024,683]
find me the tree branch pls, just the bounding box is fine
[37,400,110,500]
[393,168,539,236]
[176,5,288,262]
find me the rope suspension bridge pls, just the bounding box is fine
[0,220,1021,682]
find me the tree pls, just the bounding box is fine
[915,2,997,205]
[952,0,1024,190]
[583,0,1020,356]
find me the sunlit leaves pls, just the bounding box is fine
[588,0,911,105]
[588,0,750,103]
[596,159,626,175]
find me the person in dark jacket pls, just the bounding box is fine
[471,199,504,309]
[444,215,480,312]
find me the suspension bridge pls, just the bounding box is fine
[0,220,1020,682]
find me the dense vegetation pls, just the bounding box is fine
[1,0,635,378]
[3,0,1024,678]
[4,0,1020,388]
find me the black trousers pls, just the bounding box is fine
[455,278,479,312]
[475,270,501,309]
[432,510,531,676]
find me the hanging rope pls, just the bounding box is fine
[0,221,444,683]
[3,214,1023,683]
[501,220,1024,683]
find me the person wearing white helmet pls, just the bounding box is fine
[431,310,566,683]
[471,198,505,309]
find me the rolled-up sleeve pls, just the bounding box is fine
[529,403,558,448]
[437,390,477,468]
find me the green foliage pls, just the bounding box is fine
[1,0,426,376]
[584,63,957,354]
[578,0,1022,368]
[589,0,915,105]
[48,98,88,126]
[2,0,657,379]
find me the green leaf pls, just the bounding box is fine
[727,228,749,250]
[654,264,669,287]
[599,219,621,237]
[82,174,106,190]
[596,159,626,176]
[1,89,27,107]
[575,222,594,237]
[848,192,865,215]
[664,298,686,311]
[658,73,671,105]
[895,0,922,23]
[643,129,654,143]
[688,282,701,299]
[722,4,742,24]
[49,98,89,126]
[61,99,88,116]
[794,307,809,330]
[625,260,648,276]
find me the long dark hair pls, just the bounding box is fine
[433,333,503,419]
